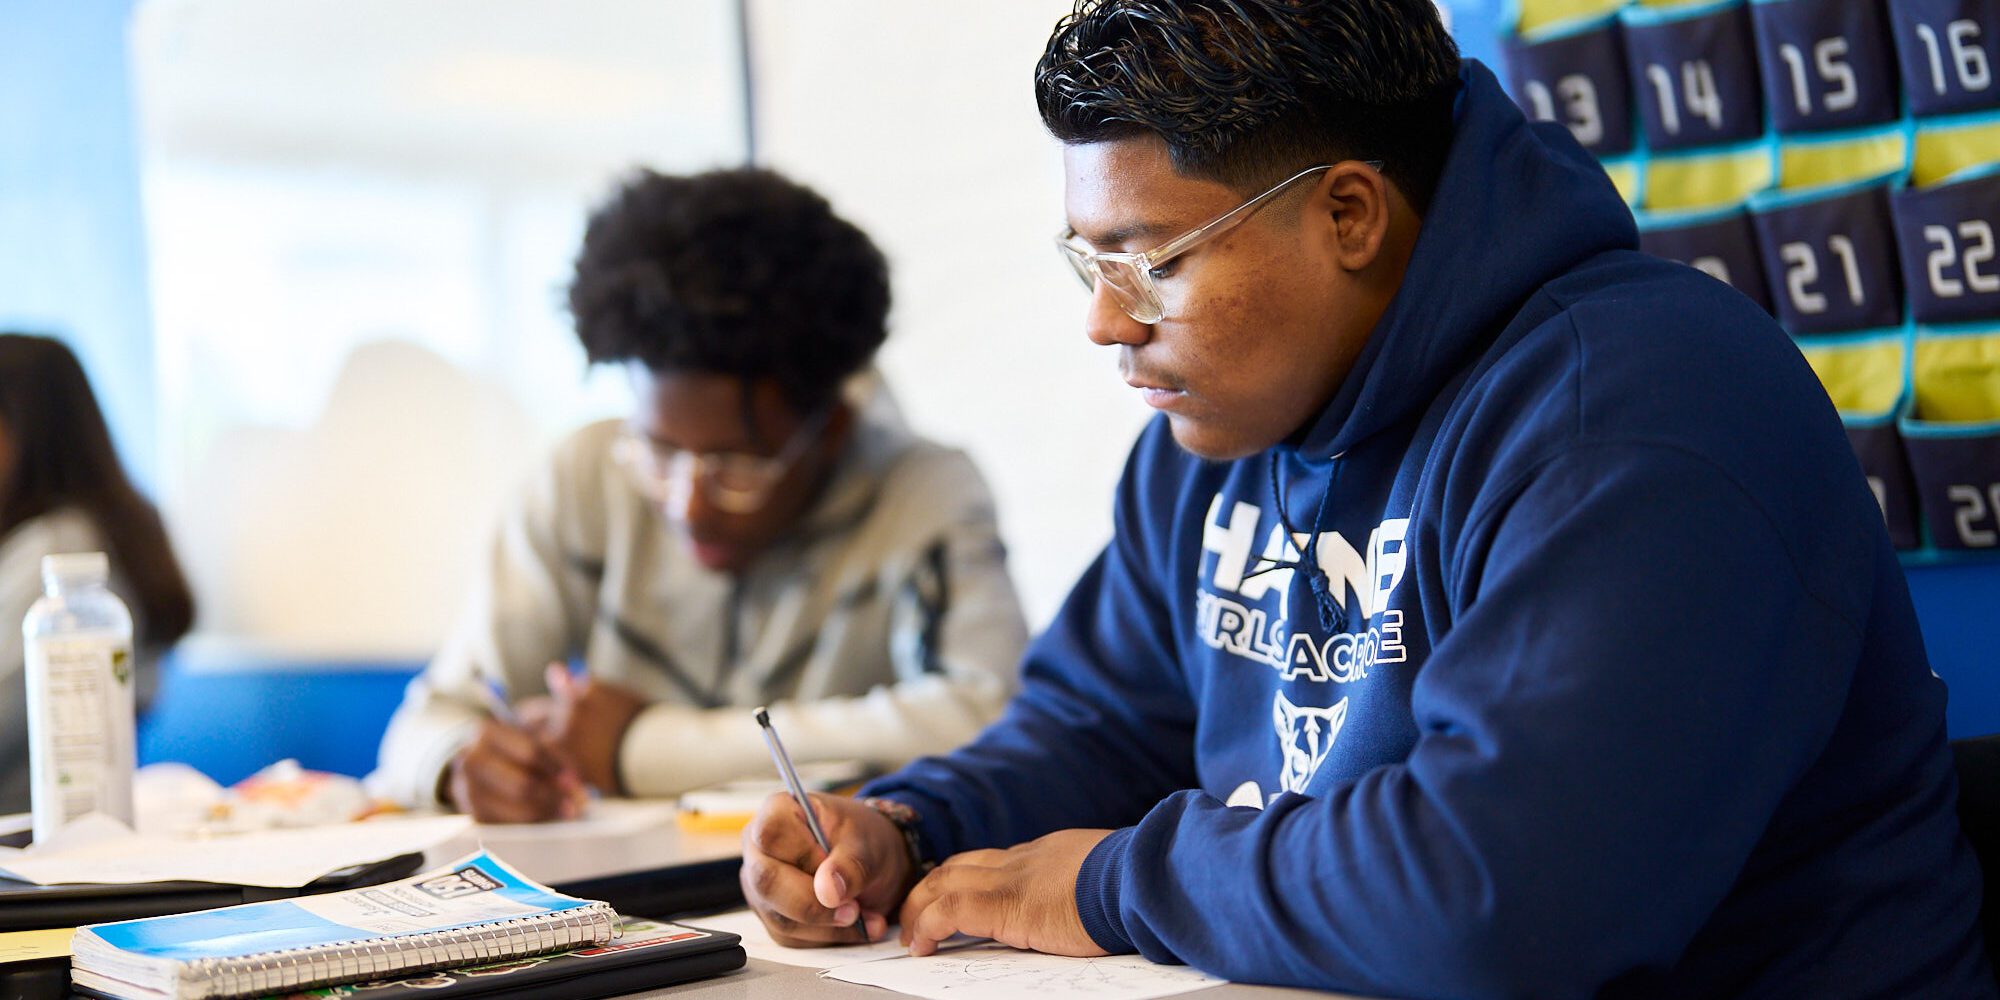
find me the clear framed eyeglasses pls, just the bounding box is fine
[610,407,832,515]
[1056,160,1384,325]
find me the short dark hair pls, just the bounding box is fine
[0,333,195,648]
[567,167,891,413]
[1035,0,1462,213]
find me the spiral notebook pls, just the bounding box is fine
[67,850,617,1000]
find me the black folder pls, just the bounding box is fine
[0,851,426,932]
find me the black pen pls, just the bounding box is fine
[754,706,866,938]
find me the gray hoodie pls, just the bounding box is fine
[370,394,1028,805]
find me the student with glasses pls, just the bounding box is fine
[739,2,1992,996]
[372,168,1029,823]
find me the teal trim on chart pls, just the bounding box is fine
[1917,107,2000,133]
[1514,8,1622,42]
[1747,164,1903,209]
[1601,151,1649,205]
[1644,134,1776,164]
[1900,415,2000,438]
[1794,326,1911,350]
[1633,201,1745,230]
[1620,0,1743,29]
[1933,159,2000,188]
[1917,321,2000,341]
[1778,119,1914,152]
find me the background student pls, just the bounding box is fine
[372,168,1029,822]
[0,332,196,813]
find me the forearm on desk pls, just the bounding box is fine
[618,672,1012,798]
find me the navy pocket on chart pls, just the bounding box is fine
[1753,0,1903,133]
[1892,165,2000,324]
[1505,14,1638,156]
[1637,203,1776,311]
[1622,0,1768,151]
[1750,173,1907,334]
[1889,0,2000,118]
[1901,419,2000,549]
[1901,323,2000,550]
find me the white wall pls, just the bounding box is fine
[134,0,1149,659]
[749,1,1154,626]
[133,0,749,658]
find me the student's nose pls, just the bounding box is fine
[1083,281,1153,348]
[680,476,722,531]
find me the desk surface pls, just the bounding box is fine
[453,800,741,885]
[619,957,1361,998]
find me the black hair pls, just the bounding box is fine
[0,333,195,649]
[1035,0,1462,213]
[567,167,891,415]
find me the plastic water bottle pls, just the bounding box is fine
[23,552,137,843]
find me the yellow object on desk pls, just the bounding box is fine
[675,760,875,835]
[0,927,74,964]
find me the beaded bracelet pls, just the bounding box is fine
[860,797,934,878]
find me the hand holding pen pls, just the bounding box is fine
[442,667,588,823]
[741,707,913,946]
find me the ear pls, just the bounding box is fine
[1315,161,1392,273]
[1273,689,1296,730]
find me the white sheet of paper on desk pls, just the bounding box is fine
[682,907,913,968]
[471,798,681,841]
[0,814,470,887]
[823,943,1226,1000]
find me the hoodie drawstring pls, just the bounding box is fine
[1248,452,1348,635]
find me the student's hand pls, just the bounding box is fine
[537,663,646,795]
[899,828,1112,958]
[445,718,586,823]
[741,792,913,946]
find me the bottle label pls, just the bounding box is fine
[26,635,137,836]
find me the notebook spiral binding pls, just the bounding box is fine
[172,901,616,999]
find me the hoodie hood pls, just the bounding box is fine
[1296,59,1637,457]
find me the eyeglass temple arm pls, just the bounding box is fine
[1140,160,1384,268]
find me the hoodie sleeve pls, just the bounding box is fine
[863,424,1202,862]
[369,440,596,807]
[1071,442,1869,997]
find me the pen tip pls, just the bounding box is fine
[753,706,770,727]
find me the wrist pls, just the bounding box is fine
[861,796,933,893]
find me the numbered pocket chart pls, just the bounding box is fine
[1891,164,2000,553]
[1752,0,1902,132]
[1493,0,2000,558]
[1797,331,1924,548]
[1622,0,1767,152]
[1748,172,1907,334]
[1623,0,1780,211]
[1505,12,1639,157]
[1889,0,1999,118]
[1901,327,2000,551]
[1752,0,1914,188]
[1636,203,1777,309]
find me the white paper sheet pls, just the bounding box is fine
[0,814,470,887]
[682,906,911,968]
[470,798,680,841]
[823,944,1226,1000]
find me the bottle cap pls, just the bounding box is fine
[42,551,110,590]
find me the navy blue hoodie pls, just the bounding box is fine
[866,62,1992,998]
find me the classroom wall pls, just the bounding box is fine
[747,0,1152,627]
[0,0,158,489]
